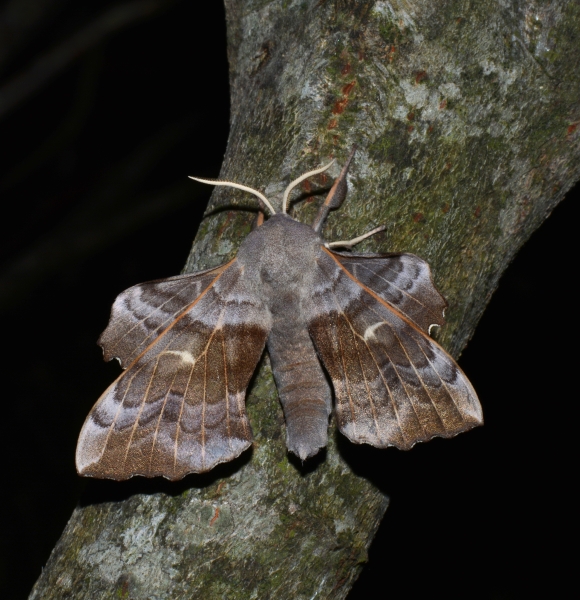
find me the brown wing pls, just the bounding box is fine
[98,265,231,368]
[309,248,482,450]
[76,259,271,480]
[331,250,447,333]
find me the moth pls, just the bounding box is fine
[76,148,482,480]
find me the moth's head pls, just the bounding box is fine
[188,159,337,220]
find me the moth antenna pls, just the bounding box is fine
[327,225,386,249]
[281,159,336,214]
[312,145,357,232]
[189,176,276,216]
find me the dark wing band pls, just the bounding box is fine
[331,251,447,333]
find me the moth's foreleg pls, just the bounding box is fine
[252,210,265,229]
[267,323,332,461]
[327,225,386,249]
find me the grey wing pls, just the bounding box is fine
[98,264,230,368]
[309,248,482,450]
[76,259,271,480]
[331,250,447,333]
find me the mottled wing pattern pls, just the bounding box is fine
[332,251,447,333]
[309,248,482,450]
[99,265,230,368]
[76,259,271,480]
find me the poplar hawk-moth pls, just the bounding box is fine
[76,148,482,480]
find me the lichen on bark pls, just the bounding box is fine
[30,1,580,598]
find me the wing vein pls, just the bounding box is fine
[328,289,385,443]
[201,341,207,471]
[359,312,426,441]
[149,370,179,471]
[407,328,466,424]
[362,301,452,429]
[334,311,357,436]
[192,308,226,471]
[221,331,232,451]
[101,363,148,458]
[124,355,162,465]
[173,356,195,475]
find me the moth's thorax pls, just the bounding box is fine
[236,214,323,294]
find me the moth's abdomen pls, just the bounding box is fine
[267,321,331,461]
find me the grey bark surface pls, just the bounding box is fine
[30,1,580,599]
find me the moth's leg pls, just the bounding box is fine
[311,145,357,233]
[252,210,265,230]
[267,321,332,461]
[327,225,386,249]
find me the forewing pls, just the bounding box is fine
[99,265,230,368]
[309,248,482,450]
[332,250,447,333]
[76,260,271,480]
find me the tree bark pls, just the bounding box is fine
[30,1,580,598]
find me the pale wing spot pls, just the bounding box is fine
[428,323,440,335]
[363,321,386,341]
[161,350,195,365]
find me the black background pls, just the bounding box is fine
[0,2,574,598]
